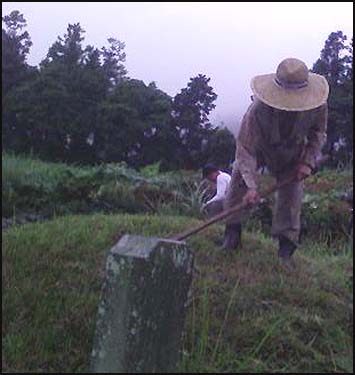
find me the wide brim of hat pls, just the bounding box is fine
[251,73,329,111]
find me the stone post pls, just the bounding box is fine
[90,234,194,373]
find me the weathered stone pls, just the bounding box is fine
[90,234,194,373]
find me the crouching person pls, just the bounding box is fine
[202,165,243,247]
[224,58,329,270]
[202,165,231,217]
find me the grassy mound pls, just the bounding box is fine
[2,214,353,373]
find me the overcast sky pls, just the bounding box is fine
[2,2,353,131]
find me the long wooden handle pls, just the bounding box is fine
[171,175,299,241]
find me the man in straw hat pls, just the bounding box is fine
[223,58,329,269]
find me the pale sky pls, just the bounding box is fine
[2,2,353,131]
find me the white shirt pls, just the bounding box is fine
[205,171,231,205]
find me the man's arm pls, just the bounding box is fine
[301,103,328,171]
[236,104,259,189]
[235,103,260,205]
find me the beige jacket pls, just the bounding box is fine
[235,99,328,189]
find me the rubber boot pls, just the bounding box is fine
[222,224,242,251]
[278,235,297,271]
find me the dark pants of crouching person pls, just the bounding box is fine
[204,200,224,218]
[222,171,247,249]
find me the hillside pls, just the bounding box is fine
[2,213,353,373]
[2,154,353,372]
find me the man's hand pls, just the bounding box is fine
[242,188,260,206]
[296,163,312,181]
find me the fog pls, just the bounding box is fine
[2,2,353,132]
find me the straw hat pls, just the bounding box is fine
[250,58,329,111]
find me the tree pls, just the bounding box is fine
[172,74,217,168]
[312,31,353,166]
[101,38,127,86]
[2,10,37,152]
[97,79,178,169]
[4,21,129,163]
[2,10,34,95]
[204,127,236,171]
[340,37,353,162]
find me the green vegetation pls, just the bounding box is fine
[2,155,353,373]
[4,153,352,242]
[2,153,206,219]
[2,214,353,373]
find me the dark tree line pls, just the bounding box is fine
[2,10,236,171]
[2,11,353,171]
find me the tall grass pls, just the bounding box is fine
[2,153,210,219]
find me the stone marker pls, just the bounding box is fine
[90,234,194,373]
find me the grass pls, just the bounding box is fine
[2,214,353,373]
[180,231,353,373]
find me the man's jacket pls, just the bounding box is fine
[235,99,328,189]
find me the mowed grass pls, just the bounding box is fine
[2,214,353,373]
